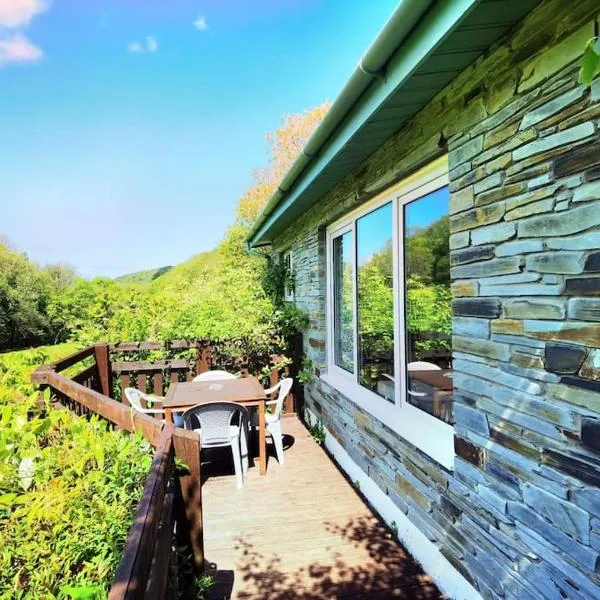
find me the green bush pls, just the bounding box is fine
[0,346,152,599]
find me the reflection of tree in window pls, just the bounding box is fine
[333,233,354,372]
[357,203,394,402]
[404,186,453,424]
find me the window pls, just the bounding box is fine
[332,231,354,373]
[357,203,394,401]
[325,156,454,468]
[282,250,294,301]
[404,187,453,425]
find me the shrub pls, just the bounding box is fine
[0,346,152,598]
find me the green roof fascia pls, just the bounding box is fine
[247,0,479,248]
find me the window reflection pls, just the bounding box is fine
[333,232,354,373]
[357,203,394,402]
[404,186,453,424]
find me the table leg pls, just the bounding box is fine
[258,401,266,476]
[165,408,173,424]
[433,391,441,419]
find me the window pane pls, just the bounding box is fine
[333,232,354,373]
[357,203,394,402]
[404,186,453,424]
[283,251,293,299]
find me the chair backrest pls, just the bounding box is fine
[270,378,294,420]
[124,387,144,412]
[407,361,441,371]
[193,370,237,382]
[183,402,249,446]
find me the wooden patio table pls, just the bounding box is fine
[163,377,268,475]
[409,369,453,421]
[410,369,453,391]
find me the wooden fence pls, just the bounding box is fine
[31,337,302,598]
[107,337,301,415]
[31,344,203,599]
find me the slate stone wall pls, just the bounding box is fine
[273,1,600,598]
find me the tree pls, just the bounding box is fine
[236,103,331,226]
[0,104,330,351]
[405,216,450,284]
[0,245,56,349]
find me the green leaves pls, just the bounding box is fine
[579,37,600,86]
[60,584,106,599]
[0,347,152,597]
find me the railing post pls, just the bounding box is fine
[289,332,304,415]
[269,366,279,396]
[94,342,112,398]
[172,429,204,571]
[195,340,212,375]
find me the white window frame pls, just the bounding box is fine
[283,249,294,302]
[323,155,454,470]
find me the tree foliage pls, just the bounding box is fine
[236,103,330,227]
[0,243,76,351]
[579,36,600,85]
[405,216,450,285]
[0,345,152,597]
[0,104,331,598]
[0,102,330,353]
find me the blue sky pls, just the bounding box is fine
[355,186,448,264]
[405,186,449,231]
[0,0,397,278]
[357,202,392,265]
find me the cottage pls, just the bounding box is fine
[248,1,600,598]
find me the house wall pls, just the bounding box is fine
[273,1,600,598]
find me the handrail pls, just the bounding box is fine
[110,340,202,351]
[29,334,304,592]
[109,425,174,600]
[52,345,96,373]
[112,359,191,374]
[44,370,165,446]
[31,348,205,594]
[106,336,302,416]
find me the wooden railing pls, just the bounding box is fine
[110,425,176,599]
[32,345,204,600]
[106,337,301,416]
[31,336,302,598]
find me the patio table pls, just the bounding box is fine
[163,377,268,475]
[410,369,453,391]
[409,369,453,421]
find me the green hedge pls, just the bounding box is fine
[0,346,152,599]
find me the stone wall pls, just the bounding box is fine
[273,1,600,598]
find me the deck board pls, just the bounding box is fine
[202,418,444,599]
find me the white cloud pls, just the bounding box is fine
[0,0,49,29]
[128,36,157,54]
[0,0,48,67]
[193,15,207,31]
[146,35,157,53]
[127,40,143,53]
[0,33,42,66]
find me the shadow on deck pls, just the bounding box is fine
[201,418,444,599]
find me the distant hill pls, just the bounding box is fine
[115,265,173,284]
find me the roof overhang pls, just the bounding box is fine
[247,0,539,248]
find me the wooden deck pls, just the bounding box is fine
[202,418,444,599]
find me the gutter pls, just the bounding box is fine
[247,0,434,247]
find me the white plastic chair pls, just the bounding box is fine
[407,361,441,372]
[124,387,166,418]
[183,402,250,489]
[124,387,185,426]
[262,378,293,465]
[193,370,237,382]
